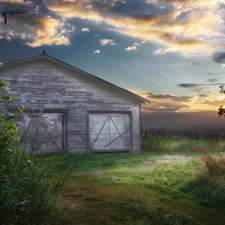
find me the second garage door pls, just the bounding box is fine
[89,113,131,152]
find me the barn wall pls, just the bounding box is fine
[0,58,141,153]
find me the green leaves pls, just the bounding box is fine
[219,86,225,117]
[18,106,24,114]
[0,79,21,150]
[2,95,12,102]
[0,79,6,87]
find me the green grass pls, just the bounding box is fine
[55,152,225,225]
[0,147,66,225]
[142,137,225,152]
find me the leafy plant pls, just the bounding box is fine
[0,79,67,224]
[0,147,67,224]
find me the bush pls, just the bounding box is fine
[0,79,66,224]
[0,147,66,225]
[183,154,225,210]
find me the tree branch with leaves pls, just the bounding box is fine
[218,85,225,117]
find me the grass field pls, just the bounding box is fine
[55,150,225,225]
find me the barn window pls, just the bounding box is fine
[88,112,132,152]
[16,111,66,154]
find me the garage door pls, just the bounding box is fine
[16,112,65,154]
[89,113,131,152]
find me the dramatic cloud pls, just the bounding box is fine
[0,5,75,47]
[134,90,225,113]
[100,39,116,45]
[140,91,194,113]
[2,0,225,55]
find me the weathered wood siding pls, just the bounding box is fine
[0,58,141,153]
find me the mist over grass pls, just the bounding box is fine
[141,126,225,152]
[56,151,225,225]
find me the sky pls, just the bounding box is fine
[1,0,225,129]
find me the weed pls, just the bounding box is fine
[183,153,225,210]
[0,146,67,224]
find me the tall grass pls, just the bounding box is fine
[183,153,225,210]
[141,126,225,140]
[0,146,66,225]
[141,127,225,152]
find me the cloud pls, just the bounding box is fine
[185,61,199,67]
[1,0,29,4]
[177,83,202,88]
[0,3,75,47]
[141,91,225,113]
[207,78,219,83]
[205,72,225,75]
[142,91,194,113]
[211,52,225,64]
[2,0,225,56]
[153,48,175,55]
[147,92,192,102]
[93,49,100,54]
[130,88,225,114]
[45,0,225,56]
[199,94,208,97]
[100,39,116,45]
[82,28,90,32]
[124,42,141,51]
[177,83,207,93]
[177,82,225,93]
[25,16,75,47]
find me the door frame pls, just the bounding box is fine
[87,111,132,153]
[15,109,68,154]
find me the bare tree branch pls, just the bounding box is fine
[1,0,44,24]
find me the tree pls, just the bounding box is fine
[218,85,225,117]
[1,0,44,24]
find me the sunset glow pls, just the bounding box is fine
[1,0,225,128]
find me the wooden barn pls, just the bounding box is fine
[0,53,149,154]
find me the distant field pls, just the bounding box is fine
[141,127,225,152]
[55,150,225,225]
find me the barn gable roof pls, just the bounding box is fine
[0,53,150,104]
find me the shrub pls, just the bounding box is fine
[183,153,225,210]
[0,79,66,224]
[0,147,66,225]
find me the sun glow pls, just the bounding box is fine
[130,88,225,114]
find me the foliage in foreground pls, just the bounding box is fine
[0,79,66,224]
[184,153,225,210]
[56,152,225,225]
[0,147,66,225]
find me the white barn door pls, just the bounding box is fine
[89,113,131,152]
